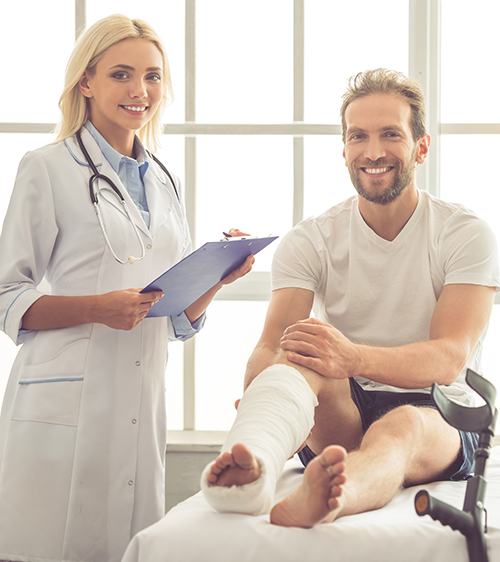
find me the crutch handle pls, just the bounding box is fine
[415,490,474,535]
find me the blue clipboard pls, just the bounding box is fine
[142,236,278,317]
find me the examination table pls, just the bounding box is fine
[121,446,500,562]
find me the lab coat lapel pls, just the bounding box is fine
[67,129,151,239]
[144,162,175,237]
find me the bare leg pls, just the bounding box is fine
[271,405,462,527]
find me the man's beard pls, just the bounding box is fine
[348,148,417,205]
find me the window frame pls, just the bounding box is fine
[1,0,498,444]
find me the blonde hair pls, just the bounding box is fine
[55,14,172,152]
[340,68,427,143]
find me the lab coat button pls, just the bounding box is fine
[147,244,152,250]
[132,419,137,424]
[128,480,134,486]
[135,361,141,366]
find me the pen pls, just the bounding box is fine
[222,232,232,238]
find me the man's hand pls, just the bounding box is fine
[280,317,360,379]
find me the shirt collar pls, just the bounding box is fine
[85,121,149,174]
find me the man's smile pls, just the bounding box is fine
[361,166,394,175]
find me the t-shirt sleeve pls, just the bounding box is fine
[440,209,500,291]
[271,219,324,292]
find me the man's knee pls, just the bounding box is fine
[365,404,428,443]
[364,404,458,457]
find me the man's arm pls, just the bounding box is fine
[244,287,314,389]
[280,283,496,389]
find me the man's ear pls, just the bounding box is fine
[342,147,347,166]
[415,134,431,165]
[78,72,93,99]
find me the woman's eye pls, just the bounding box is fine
[113,72,128,80]
[147,74,162,82]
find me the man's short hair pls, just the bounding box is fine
[340,68,427,143]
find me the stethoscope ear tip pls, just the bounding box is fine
[128,256,137,265]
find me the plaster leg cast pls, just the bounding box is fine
[200,365,318,515]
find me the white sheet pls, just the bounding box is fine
[122,447,500,562]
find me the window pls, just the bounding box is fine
[440,0,500,401]
[1,0,498,436]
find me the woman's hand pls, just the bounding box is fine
[219,227,254,285]
[21,289,164,332]
[219,254,255,286]
[184,227,255,323]
[223,228,251,239]
[96,288,164,331]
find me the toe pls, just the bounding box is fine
[206,471,218,484]
[231,444,256,470]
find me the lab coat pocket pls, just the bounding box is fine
[12,379,83,426]
[13,337,89,425]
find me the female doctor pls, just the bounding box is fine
[0,14,252,562]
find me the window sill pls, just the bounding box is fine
[167,431,500,452]
[167,430,227,452]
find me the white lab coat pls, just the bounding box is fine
[0,128,194,562]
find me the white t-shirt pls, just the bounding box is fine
[272,190,500,405]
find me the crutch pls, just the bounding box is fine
[414,369,498,562]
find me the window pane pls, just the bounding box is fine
[481,305,500,411]
[304,135,353,219]
[0,2,74,123]
[441,134,500,410]
[195,300,268,430]
[157,134,185,192]
[166,340,184,431]
[441,0,500,123]
[86,0,186,123]
[196,0,293,123]
[304,0,409,123]
[440,135,500,244]
[195,136,293,270]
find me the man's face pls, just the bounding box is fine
[343,94,422,205]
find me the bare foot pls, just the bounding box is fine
[270,445,347,528]
[206,443,261,487]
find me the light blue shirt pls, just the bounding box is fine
[86,121,151,228]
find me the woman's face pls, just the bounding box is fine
[79,38,164,150]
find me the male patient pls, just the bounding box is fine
[200,68,500,527]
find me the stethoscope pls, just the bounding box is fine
[76,128,179,265]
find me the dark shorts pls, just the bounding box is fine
[298,378,478,482]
